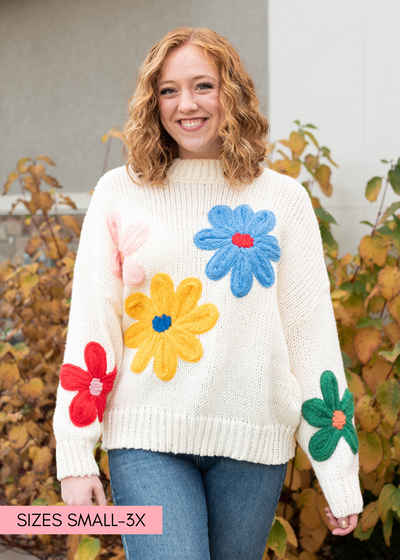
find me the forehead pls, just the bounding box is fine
[158,43,219,82]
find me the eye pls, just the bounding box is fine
[197,82,213,90]
[160,87,175,95]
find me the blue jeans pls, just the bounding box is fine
[108,447,287,560]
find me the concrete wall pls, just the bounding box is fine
[268,0,400,257]
[0,0,268,202]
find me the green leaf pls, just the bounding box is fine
[376,379,400,426]
[360,220,375,227]
[378,342,400,364]
[390,488,400,516]
[371,318,382,330]
[354,521,374,540]
[340,282,354,294]
[395,355,400,376]
[320,225,336,249]
[376,225,393,236]
[314,207,338,224]
[355,317,372,329]
[383,510,394,547]
[394,214,400,225]
[354,281,368,296]
[389,165,400,195]
[293,119,301,126]
[31,498,47,506]
[378,201,400,225]
[378,484,396,523]
[392,225,400,253]
[77,538,100,560]
[267,517,287,558]
[341,351,353,369]
[365,176,382,202]
[381,159,390,164]
[303,123,318,129]
[320,146,339,168]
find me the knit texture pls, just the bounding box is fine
[52,158,363,518]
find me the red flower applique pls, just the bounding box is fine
[60,342,117,427]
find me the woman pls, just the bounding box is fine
[54,27,363,560]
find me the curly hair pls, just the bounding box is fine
[123,27,270,189]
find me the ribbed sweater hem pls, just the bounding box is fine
[101,406,296,465]
[319,474,364,519]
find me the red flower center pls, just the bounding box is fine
[332,410,346,430]
[232,233,254,248]
[89,378,103,396]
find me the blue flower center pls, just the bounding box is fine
[152,314,172,333]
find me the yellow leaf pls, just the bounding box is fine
[32,191,54,213]
[101,133,109,143]
[304,154,319,171]
[20,273,39,297]
[275,516,298,548]
[299,553,318,560]
[330,289,349,300]
[20,377,44,401]
[28,163,45,180]
[358,431,383,473]
[9,425,28,450]
[23,175,39,193]
[362,356,392,393]
[359,234,389,267]
[36,155,56,166]
[377,266,400,301]
[269,159,301,178]
[378,484,396,523]
[289,131,307,159]
[58,194,78,210]
[346,372,366,401]
[294,445,311,471]
[354,326,382,364]
[100,452,110,480]
[30,445,52,474]
[355,395,381,432]
[0,362,20,390]
[17,157,31,173]
[365,177,382,202]
[376,379,400,426]
[314,165,332,196]
[62,215,82,236]
[299,522,327,554]
[387,293,400,325]
[267,518,287,559]
[297,488,321,530]
[316,493,336,530]
[20,471,37,492]
[284,463,301,490]
[384,322,400,346]
[361,501,379,531]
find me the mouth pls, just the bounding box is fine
[177,118,208,130]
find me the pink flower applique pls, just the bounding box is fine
[107,213,150,288]
[60,341,117,427]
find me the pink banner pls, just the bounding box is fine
[0,506,162,534]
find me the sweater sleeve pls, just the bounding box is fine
[277,182,363,519]
[53,174,124,481]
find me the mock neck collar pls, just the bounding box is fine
[166,158,228,183]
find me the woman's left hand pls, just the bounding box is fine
[324,507,358,535]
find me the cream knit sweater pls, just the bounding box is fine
[53,158,363,519]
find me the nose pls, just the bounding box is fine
[178,87,198,113]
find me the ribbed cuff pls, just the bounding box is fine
[320,474,363,518]
[56,440,100,481]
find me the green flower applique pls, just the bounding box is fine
[302,370,359,462]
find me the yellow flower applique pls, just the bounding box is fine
[124,272,219,381]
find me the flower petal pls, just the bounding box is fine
[193,228,232,250]
[205,244,239,281]
[122,257,146,288]
[69,390,98,427]
[320,370,340,411]
[255,234,281,262]
[247,246,275,288]
[171,277,202,321]
[207,205,236,234]
[175,303,219,334]
[308,425,342,461]
[302,398,332,428]
[101,367,117,394]
[110,247,122,277]
[165,326,203,362]
[230,250,253,298]
[84,342,107,379]
[340,388,355,418]
[130,332,158,373]
[234,204,255,233]
[342,423,359,454]
[153,336,178,381]
[121,221,150,255]
[60,364,92,391]
[150,273,174,315]
[248,209,276,237]
[124,322,154,348]
[125,292,155,322]
[107,213,121,246]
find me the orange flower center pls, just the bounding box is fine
[332,410,346,430]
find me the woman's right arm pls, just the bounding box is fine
[53,173,124,503]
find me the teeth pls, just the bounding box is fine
[180,119,205,128]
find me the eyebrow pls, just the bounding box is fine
[158,74,217,86]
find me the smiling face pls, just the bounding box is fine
[157,43,226,160]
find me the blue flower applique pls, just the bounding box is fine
[193,204,281,297]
